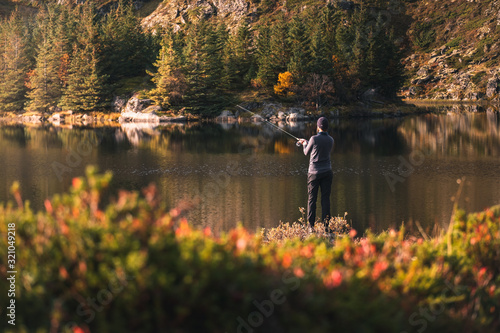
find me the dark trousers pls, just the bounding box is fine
[307,170,333,226]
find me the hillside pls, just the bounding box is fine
[141,0,500,103]
[2,0,500,116]
[402,0,500,101]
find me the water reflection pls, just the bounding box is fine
[398,112,500,157]
[0,110,499,234]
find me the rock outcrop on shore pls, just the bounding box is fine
[118,96,187,123]
[215,103,311,124]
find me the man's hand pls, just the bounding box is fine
[298,139,307,146]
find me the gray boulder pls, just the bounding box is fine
[112,96,128,113]
[119,97,160,123]
[468,92,482,101]
[288,107,306,115]
[409,86,422,96]
[416,66,429,77]
[486,76,499,98]
[216,110,237,123]
[287,112,305,121]
[455,74,471,91]
[159,116,187,123]
[123,97,154,113]
[212,0,249,17]
[142,105,162,113]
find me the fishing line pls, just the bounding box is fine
[235,104,302,146]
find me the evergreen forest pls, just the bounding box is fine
[0,0,405,116]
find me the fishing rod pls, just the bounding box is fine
[235,104,303,147]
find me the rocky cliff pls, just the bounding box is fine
[141,0,257,31]
[401,0,500,101]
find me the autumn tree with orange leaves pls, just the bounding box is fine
[274,71,295,97]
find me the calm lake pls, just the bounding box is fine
[1,106,499,234]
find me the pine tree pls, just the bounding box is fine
[318,4,341,56]
[60,44,107,112]
[183,21,227,115]
[228,20,255,89]
[0,11,30,112]
[208,22,227,87]
[269,14,289,76]
[382,28,404,97]
[52,5,71,89]
[100,0,153,84]
[335,15,354,64]
[309,5,342,76]
[255,25,274,87]
[352,27,367,79]
[235,21,255,86]
[309,24,331,76]
[149,31,186,108]
[59,4,108,112]
[287,15,310,81]
[183,21,205,113]
[26,5,70,112]
[26,37,64,112]
[365,27,381,86]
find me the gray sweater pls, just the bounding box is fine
[303,131,334,174]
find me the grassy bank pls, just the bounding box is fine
[1,167,500,332]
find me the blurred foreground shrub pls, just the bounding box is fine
[0,167,499,332]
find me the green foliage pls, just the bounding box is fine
[25,4,71,112]
[1,1,154,113]
[224,21,256,90]
[255,25,275,87]
[334,7,404,97]
[59,5,109,112]
[464,17,489,31]
[446,54,469,70]
[0,10,31,112]
[445,36,462,49]
[1,169,500,332]
[413,22,436,50]
[287,15,311,79]
[148,29,187,109]
[100,0,157,85]
[471,71,486,86]
[268,14,290,77]
[60,44,109,112]
[0,0,407,115]
[181,21,229,115]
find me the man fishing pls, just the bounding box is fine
[298,117,334,227]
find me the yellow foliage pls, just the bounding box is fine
[274,71,295,97]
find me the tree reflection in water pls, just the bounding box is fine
[0,109,499,233]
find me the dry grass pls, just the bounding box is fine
[261,208,351,243]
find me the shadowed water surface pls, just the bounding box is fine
[1,108,499,233]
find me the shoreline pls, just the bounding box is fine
[0,100,498,127]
